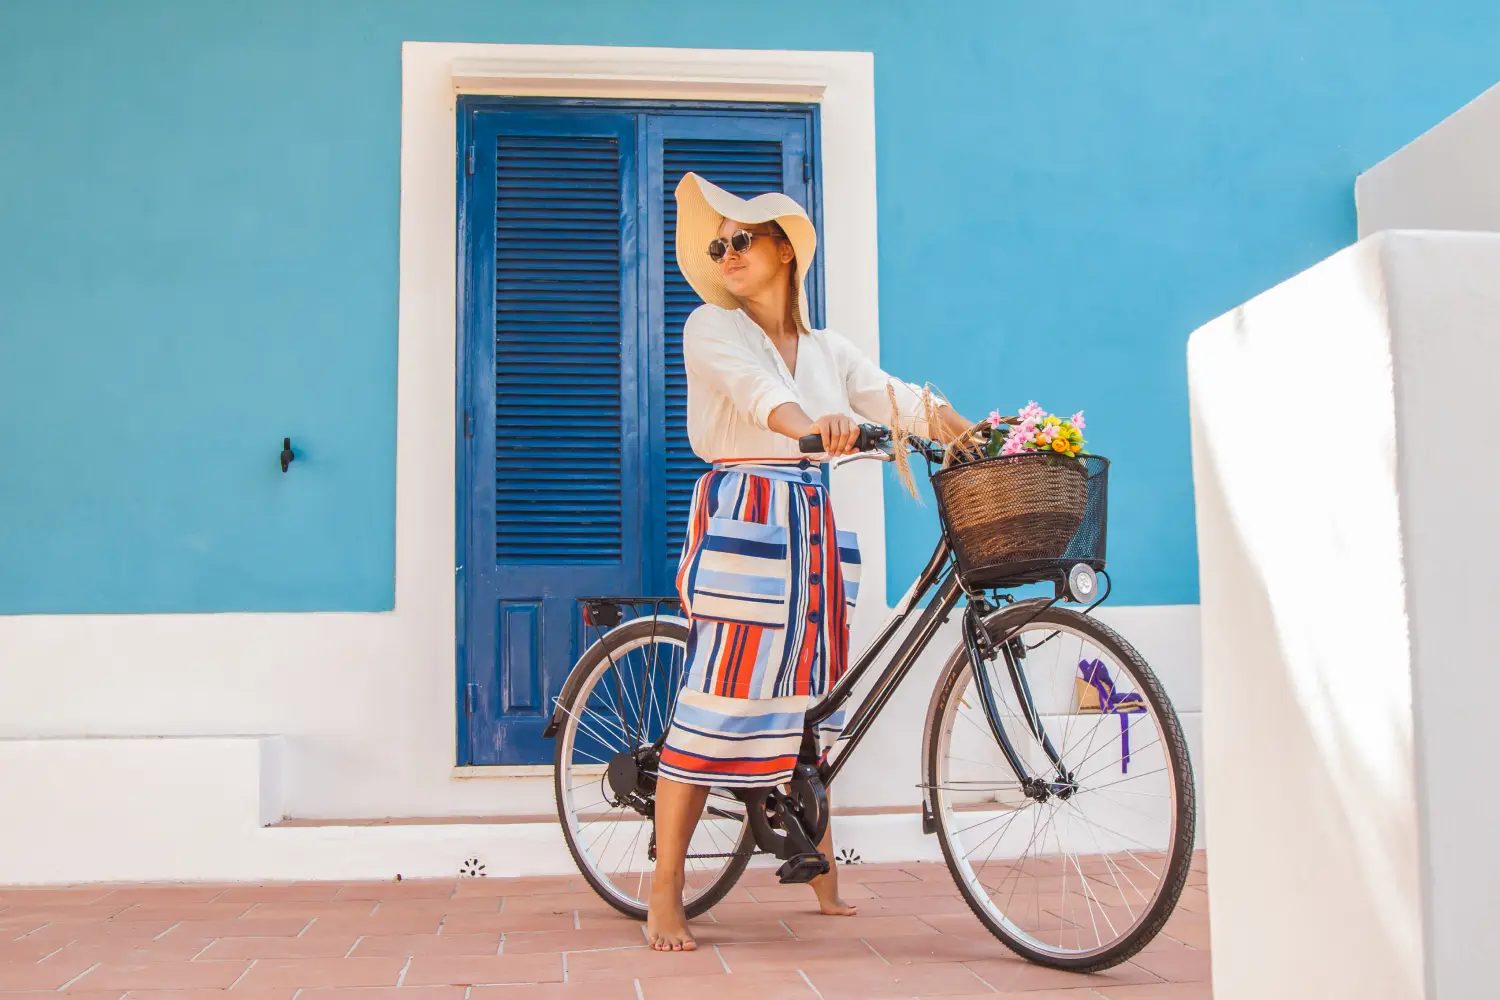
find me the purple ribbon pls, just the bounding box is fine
[1078,659,1147,772]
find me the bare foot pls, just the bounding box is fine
[810,866,858,916]
[645,887,697,951]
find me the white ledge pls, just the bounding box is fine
[452,62,829,101]
[447,45,860,101]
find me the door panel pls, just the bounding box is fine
[460,110,643,765]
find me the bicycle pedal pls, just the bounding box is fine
[776,852,830,884]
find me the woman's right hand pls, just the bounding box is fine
[809,413,861,455]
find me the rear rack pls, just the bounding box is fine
[579,596,684,634]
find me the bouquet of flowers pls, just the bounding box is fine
[985,401,1086,460]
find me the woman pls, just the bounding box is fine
[649,173,973,951]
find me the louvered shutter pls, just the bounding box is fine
[493,135,624,563]
[660,139,789,562]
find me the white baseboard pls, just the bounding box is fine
[0,728,1203,885]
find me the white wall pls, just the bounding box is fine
[1357,80,1500,237]
[1190,230,1500,1000]
[1190,233,1423,1000]
[1383,232,1500,1000]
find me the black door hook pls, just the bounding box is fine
[280,437,295,473]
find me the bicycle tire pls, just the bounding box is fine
[925,605,1196,971]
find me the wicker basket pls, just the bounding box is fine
[931,453,1108,588]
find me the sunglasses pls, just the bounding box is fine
[706,228,775,263]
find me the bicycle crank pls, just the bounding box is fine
[739,763,831,884]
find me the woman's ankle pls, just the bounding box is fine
[650,869,686,900]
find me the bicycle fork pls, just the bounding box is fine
[960,602,1078,802]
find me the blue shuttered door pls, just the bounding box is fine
[460,102,819,765]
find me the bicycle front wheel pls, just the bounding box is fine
[552,616,752,920]
[926,605,1195,971]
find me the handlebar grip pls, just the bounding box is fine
[798,424,891,454]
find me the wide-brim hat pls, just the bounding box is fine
[674,172,817,333]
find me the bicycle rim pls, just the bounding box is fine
[929,608,1194,969]
[553,620,751,918]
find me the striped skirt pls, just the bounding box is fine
[659,461,861,788]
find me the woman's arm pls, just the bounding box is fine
[929,403,976,443]
[831,331,974,441]
[767,403,862,455]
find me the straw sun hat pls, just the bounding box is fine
[674,172,817,333]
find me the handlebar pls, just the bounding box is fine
[798,424,893,454]
[797,418,1010,461]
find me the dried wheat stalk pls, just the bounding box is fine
[885,383,1014,498]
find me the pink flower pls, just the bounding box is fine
[1002,416,1038,456]
[987,409,1003,428]
[1018,400,1046,422]
[1070,410,1086,432]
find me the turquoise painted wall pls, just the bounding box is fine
[1,1,1496,612]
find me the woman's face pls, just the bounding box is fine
[714,217,794,301]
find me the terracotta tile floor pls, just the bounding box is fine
[0,854,1210,999]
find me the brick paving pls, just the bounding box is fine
[0,854,1211,999]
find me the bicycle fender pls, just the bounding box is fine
[918,597,1055,832]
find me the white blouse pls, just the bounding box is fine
[682,304,946,462]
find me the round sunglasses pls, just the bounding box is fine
[706,227,777,263]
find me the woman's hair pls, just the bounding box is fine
[766,221,802,334]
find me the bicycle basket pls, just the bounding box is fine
[930,452,1108,590]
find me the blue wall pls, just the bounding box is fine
[2,1,1496,612]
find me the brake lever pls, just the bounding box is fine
[829,440,895,469]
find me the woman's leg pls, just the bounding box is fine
[808,801,857,916]
[645,776,710,951]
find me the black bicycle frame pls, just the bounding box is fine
[805,531,1073,793]
[804,534,965,786]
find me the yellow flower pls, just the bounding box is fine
[1067,427,1082,442]
[1035,435,1048,447]
[1052,437,1070,453]
[1044,416,1061,426]
[1069,443,1082,454]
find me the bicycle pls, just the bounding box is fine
[543,424,1195,971]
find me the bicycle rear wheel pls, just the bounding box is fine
[925,605,1195,971]
[552,616,752,919]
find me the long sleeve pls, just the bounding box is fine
[829,329,947,432]
[682,306,801,430]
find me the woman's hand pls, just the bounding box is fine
[766,402,861,455]
[810,413,861,455]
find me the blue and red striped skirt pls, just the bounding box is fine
[659,461,861,788]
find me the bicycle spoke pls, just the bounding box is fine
[1066,798,1149,919]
